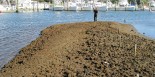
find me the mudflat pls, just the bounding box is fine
[0,22,155,77]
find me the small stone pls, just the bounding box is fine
[153,53,155,57]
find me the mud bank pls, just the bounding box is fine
[0,22,155,77]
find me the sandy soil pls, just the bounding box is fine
[0,21,155,77]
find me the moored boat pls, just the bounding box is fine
[64,2,78,11]
[53,5,64,11]
[149,0,155,11]
[82,3,93,11]
[95,2,107,11]
[0,5,6,12]
[126,5,136,11]
[51,0,64,11]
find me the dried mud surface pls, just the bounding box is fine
[0,22,155,77]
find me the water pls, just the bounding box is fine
[0,10,155,68]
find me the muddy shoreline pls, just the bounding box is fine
[0,22,155,77]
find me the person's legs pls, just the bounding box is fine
[94,15,97,22]
[95,16,97,21]
[94,15,96,22]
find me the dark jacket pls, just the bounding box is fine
[93,9,98,16]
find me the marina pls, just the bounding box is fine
[1,0,155,12]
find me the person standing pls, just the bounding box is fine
[93,7,98,22]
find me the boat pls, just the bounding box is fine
[143,6,150,11]
[53,5,64,11]
[116,6,126,11]
[126,3,136,11]
[0,5,12,13]
[95,2,107,11]
[107,0,116,11]
[82,3,93,11]
[125,1,137,11]
[0,0,12,13]
[126,6,135,11]
[52,0,64,11]
[149,0,155,11]
[115,0,136,11]
[64,2,78,11]
[115,0,128,11]
[0,5,6,12]
[106,0,114,10]
[68,2,77,11]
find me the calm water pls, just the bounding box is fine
[0,11,155,68]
